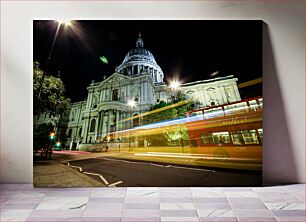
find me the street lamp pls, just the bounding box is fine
[34,19,73,112]
[169,79,181,101]
[169,80,181,90]
[57,19,72,27]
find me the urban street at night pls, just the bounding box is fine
[34,20,263,187]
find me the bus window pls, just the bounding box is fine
[257,128,263,142]
[200,133,214,144]
[231,132,244,145]
[212,132,230,144]
[248,100,259,111]
[241,130,259,145]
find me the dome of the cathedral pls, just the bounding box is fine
[116,33,164,83]
[121,48,157,64]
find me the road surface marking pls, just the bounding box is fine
[171,165,215,172]
[83,171,109,185]
[101,157,147,165]
[108,181,123,187]
[100,157,213,172]
[149,163,167,167]
[68,164,83,172]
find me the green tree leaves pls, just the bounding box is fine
[33,62,71,116]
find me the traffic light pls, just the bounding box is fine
[50,132,55,140]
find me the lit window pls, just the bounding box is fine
[241,130,259,145]
[231,132,244,145]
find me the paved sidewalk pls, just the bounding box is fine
[33,160,104,187]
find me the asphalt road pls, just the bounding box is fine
[64,156,262,187]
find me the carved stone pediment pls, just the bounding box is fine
[100,73,131,87]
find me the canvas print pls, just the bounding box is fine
[33,20,263,187]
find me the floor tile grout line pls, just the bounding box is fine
[19,188,47,221]
[254,188,281,222]
[190,187,201,222]
[158,187,161,222]
[226,190,240,222]
[120,187,127,222]
[80,188,93,222]
[288,188,305,202]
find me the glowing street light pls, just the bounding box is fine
[35,19,74,111]
[169,80,181,90]
[169,79,181,102]
[57,19,73,27]
[127,99,136,108]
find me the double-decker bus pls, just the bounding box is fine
[109,97,263,170]
[186,97,263,167]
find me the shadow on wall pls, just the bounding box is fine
[263,23,297,185]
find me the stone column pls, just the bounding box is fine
[139,81,142,102]
[94,117,99,143]
[202,89,208,106]
[97,111,102,139]
[128,85,131,99]
[145,82,148,102]
[100,90,103,102]
[115,110,120,132]
[107,109,112,134]
[219,86,227,104]
[86,91,93,109]
[204,90,209,106]
[82,117,90,143]
[233,84,241,101]
[80,121,86,142]
[122,112,126,130]
[117,111,121,131]
[120,111,123,131]
[102,113,107,137]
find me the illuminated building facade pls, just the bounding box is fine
[65,34,241,149]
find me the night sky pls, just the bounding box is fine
[33,20,262,102]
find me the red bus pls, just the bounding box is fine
[186,97,263,169]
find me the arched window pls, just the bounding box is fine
[67,129,72,138]
[90,119,96,132]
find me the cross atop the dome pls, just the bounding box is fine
[136,31,144,48]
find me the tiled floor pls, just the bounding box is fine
[1,184,305,222]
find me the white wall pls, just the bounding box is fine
[1,1,304,184]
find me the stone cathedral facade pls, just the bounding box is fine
[65,34,241,149]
